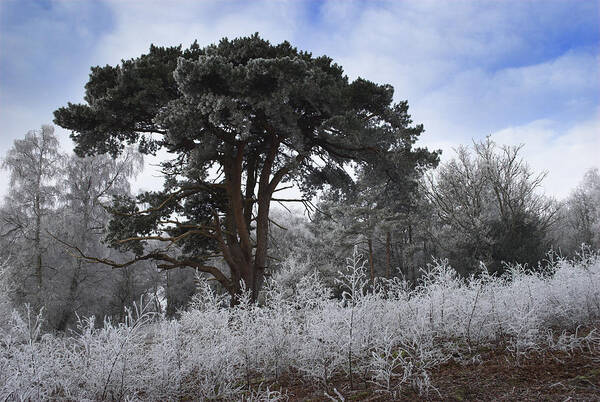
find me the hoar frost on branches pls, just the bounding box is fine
[1,251,600,399]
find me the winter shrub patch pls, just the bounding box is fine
[1,249,600,400]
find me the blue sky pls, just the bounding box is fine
[0,0,598,199]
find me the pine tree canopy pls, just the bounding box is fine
[54,34,439,301]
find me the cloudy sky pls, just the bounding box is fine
[1,0,598,199]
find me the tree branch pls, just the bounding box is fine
[47,229,232,291]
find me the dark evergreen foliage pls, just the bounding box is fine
[54,34,438,301]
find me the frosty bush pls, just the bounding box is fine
[0,259,15,331]
[1,250,600,400]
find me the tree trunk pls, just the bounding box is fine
[57,259,82,331]
[166,270,176,316]
[58,206,90,331]
[386,231,391,279]
[220,138,302,305]
[252,188,271,302]
[368,237,374,282]
[34,194,43,289]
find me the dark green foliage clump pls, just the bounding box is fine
[55,34,439,300]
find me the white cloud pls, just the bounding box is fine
[92,0,303,66]
[403,49,599,163]
[1,0,597,201]
[491,117,600,199]
[82,0,600,200]
[0,104,72,152]
[300,1,599,171]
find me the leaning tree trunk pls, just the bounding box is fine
[386,231,391,279]
[368,237,374,283]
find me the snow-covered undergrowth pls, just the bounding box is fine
[2,249,600,400]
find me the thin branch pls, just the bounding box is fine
[115,229,216,246]
[46,229,233,291]
[271,198,310,203]
[272,185,294,193]
[268,218,288,231]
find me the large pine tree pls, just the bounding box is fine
[55,34,439,302]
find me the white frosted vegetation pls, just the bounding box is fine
[1,249,600,400]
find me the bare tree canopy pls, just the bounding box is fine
[424,137,558,272]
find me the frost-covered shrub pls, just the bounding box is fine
[62,301,156,400]
[173,280,243,399]
[1,250,600,399]
[294,302,346,385]
[0,260,13,331]
[0,308,66,400]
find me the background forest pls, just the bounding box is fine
[1,123,600,401]
[0,122,598,331]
